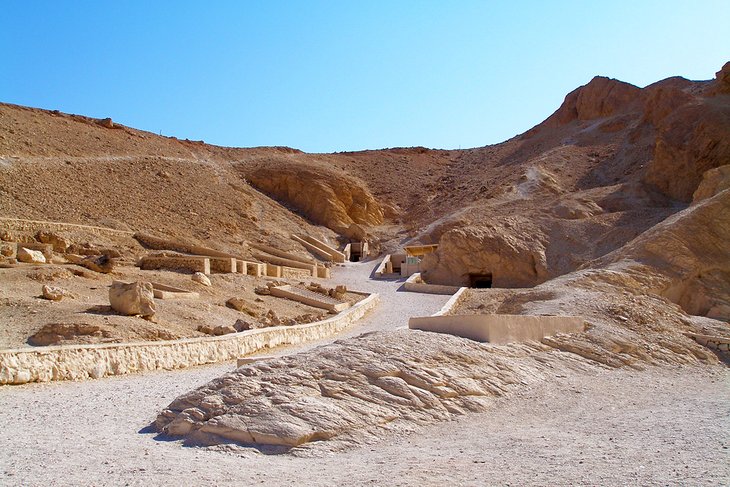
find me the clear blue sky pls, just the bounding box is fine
[2,1,728,153]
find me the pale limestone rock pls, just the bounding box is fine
[41,285,74,301]
[153,330,578,448]
[109,281,155,317]
[65,254,115,273]
[35,230,70,252]
[192,272,211,286]
[421,219,549,287]
[212,325,236,336]
[17,247,46,264]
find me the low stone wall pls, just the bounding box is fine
[297,235,346,263]
[0,217,134,237]
[408,313,585,344]
[433,287,468,316]
[134,232,237,259]
[270,284,350,312]
[404,273,462,295]
[0,293,379,385]
[139,255,211,274]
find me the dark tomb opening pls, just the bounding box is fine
[469,273,493,288]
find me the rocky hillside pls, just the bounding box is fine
[1,63,728,288]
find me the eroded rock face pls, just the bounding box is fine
[109,280,156,317]
[155,330,579,448]
[420,220,549,288]
[246,165,383,235]
[597,188,730,320]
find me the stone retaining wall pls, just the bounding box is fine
[0,293,379,385]
[404,273,462,295]
[409,313,585,344]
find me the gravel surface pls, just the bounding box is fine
[1,262,728,486]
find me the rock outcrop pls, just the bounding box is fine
[547,76,644,125]
[596,188,730,320]
[420,219,549,287]
[692,165,730,204]
[245,165,384,235]
[109,280,156,317]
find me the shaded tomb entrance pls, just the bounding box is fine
[468,273,493,289]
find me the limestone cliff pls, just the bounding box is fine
[244,164,384,236]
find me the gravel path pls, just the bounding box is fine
[1,261,728,486]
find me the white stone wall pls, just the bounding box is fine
[0,294,379,385]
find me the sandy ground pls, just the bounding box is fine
[0,261,728,486]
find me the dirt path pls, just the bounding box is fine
[0,262,727,486]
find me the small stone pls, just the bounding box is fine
[192,272,211,286]
[41,285,73,301]
[197,324,214,335]
[212,324,236,336]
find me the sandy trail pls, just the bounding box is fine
[0,262,728,486]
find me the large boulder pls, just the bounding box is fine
[17,247,46,264]
[109,280,156,317]
[65,254,116,273]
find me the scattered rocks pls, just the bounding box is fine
[17,247,46,264]
[192,272,211,286]
[109,280,156,317]
[307,282,347,300]
[41,285,74,301]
